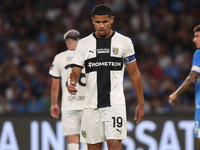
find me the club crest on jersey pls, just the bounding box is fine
[112,47,119,55]
[81,130,86,138]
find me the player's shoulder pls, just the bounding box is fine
[193,49,200,64]
[194,49,200,56]
[54,50,74,60]
[114,31,129,39]
[79,33,94,44]
[114,31,132,43]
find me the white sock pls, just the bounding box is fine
[68,143,79,150]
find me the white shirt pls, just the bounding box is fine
[49,50,86,111]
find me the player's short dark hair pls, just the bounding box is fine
[194,24,200,33]
[63,29,80,41]
[91,4,112,17]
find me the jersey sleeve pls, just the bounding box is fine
[191,50,200,73]
[123,38,136,64]
[49,55,61,78]
[71,41,85,68]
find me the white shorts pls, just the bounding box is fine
[80,105,127,144]
[61,110,83,136]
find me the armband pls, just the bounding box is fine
[124,54,136,63]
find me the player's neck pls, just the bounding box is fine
[95,30,113,39]
[68,44,76,50]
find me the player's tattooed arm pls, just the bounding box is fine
[176,71,199,95]
[169,71,199,106]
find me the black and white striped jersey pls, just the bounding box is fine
[71,31,136,109]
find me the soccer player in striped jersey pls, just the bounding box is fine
[67,4,144,150]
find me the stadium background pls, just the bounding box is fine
[0,0,200,149]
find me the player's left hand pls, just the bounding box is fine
[134,105,144,123]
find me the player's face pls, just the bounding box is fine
[193,31,200,49]
[92,15,114,38]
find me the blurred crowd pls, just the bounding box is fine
[0,0,200,114]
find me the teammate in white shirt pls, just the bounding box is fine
[49,29,87,150]
[67,5,144,150]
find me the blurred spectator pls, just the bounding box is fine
[0,94,12,114]
[27,95,44,113]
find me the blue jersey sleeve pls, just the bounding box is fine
[193,49,200,67]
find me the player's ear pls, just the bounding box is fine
[66,41,69,49]
[110,16,114,24]
[91,17,94,24]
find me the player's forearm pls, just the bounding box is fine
[50,78,60,105]
[69,67,81,84]
[130,71,144,106]
[175,71,198,96]
[175,78,191,96]
[51,87,59,105]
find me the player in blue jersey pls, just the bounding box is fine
[67,4,144,150]
[169,24,200,150]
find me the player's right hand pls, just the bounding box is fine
[51,104,60,119]
[67,80,78,95]
[168,93,177,106]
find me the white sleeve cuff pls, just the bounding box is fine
[191,65,200,73]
